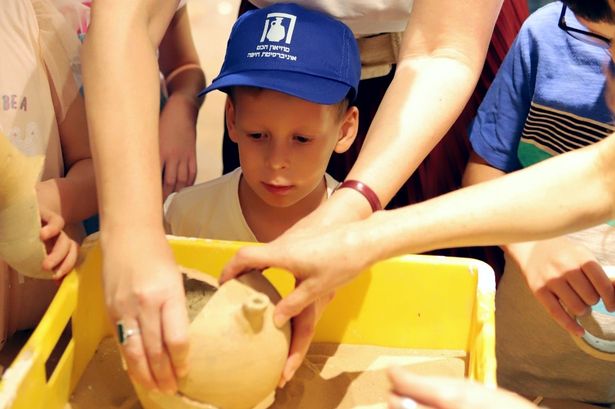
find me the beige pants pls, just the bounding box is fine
[496,225,615,404]
[356,32,402,80]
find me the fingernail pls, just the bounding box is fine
[177,366,189,378]
[120,356,128,371]
[396,397,418,409]
[273,312,286,328]
[278,378,286,389]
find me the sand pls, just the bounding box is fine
[271,343,465,409]
[67,338,466,409]
[68,275,467,408]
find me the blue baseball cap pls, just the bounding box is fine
[198,3,360,105]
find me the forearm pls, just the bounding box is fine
[166,70,205,110]
[317,57,484,226]
[82,1,174,237]
[37,160,98,224]
[346,0,501,211]
[349,57,479,206]
[359,138,615,263]
[461,153,537,257]
[598,133,615,216]
[160,6,205,108]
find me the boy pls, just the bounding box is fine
[165,3,360,243]
[0,0,97,350]
[462,1,615,406]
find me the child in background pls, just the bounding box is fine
[54,0,205,200]
[462,1,615,406]
[0,0,97,350]
[165,3,360,242]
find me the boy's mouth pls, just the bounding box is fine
[262,182,293,195]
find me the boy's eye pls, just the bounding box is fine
[294,135,311,144]
[247,132,264,140]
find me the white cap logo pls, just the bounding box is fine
[260,13,296,44]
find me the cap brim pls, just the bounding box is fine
[197,70,352,105]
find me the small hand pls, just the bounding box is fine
[39,207,78,279]
[159,93,198,200]
[508,238,615,336]
[387,367,537,409]
[36,179,78,278]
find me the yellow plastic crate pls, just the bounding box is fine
[0,237,496,409]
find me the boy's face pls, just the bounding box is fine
[577,17,615,42]
[575,0,615,48]
[226,87,357,208]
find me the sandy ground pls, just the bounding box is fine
[68,339,466,409]
[68,272,468,408]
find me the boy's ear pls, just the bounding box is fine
[334,106,359,154]
[225,97,239,143]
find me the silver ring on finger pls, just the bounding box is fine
[117,320,141,345]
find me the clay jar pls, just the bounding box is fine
[136,270,291,409]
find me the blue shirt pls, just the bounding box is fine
[469,1,614,172]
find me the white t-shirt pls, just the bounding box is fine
[248,0,413,36]
[164,167,339,242]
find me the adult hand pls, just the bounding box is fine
[387,367,537,409]
[221,220,376,383]
[506,238,615,337]
[159,92,198,200]
[278,291,334,387]
[102,230,189,394]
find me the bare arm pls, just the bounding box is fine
[158,5,206,198]
[387,367,537,409]
[81,0,189,393]
[223,133,615,324]
[364,135,615,262]
[309,0,504,224]
[463,151,615,335]
[37,94,97,224]
[82,0,174,233]
[159,6,205,103]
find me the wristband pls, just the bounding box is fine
[165,63,203,85]
[335,180,382,212]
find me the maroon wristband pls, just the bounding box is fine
[335,180,382,212]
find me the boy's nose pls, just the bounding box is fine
[266,141,290,170]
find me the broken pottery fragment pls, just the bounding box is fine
[136,270,291,409]
[0,133,48,278]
